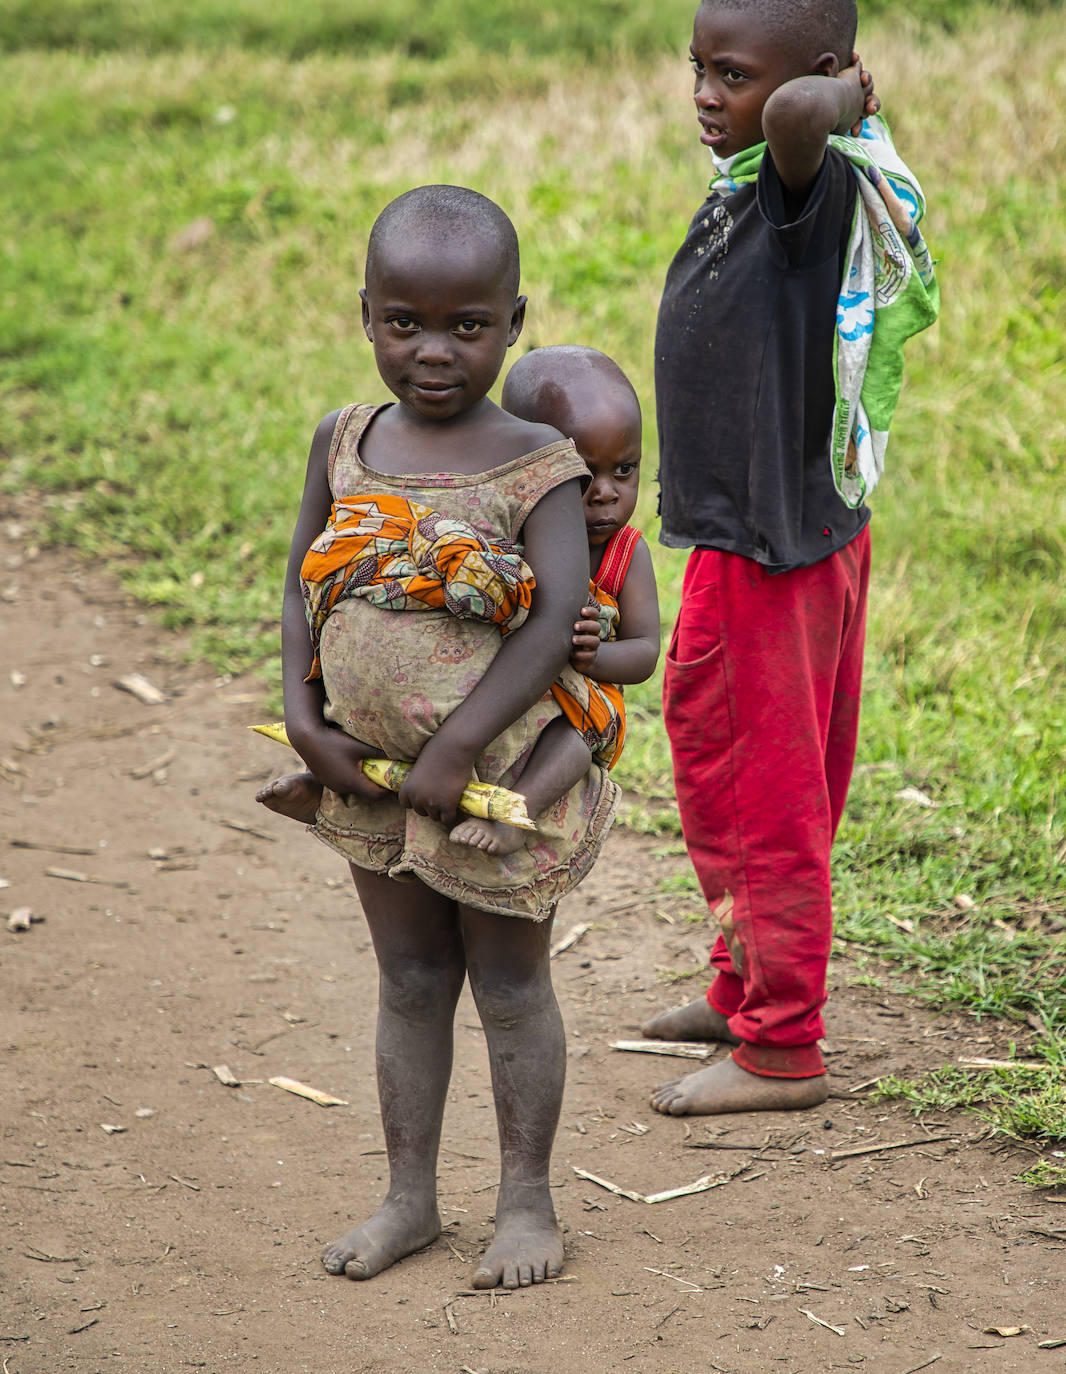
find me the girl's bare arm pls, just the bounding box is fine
[398,478,589,825]
[281,412,383,802]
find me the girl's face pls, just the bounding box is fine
[690,4,816,159]
[361,239,525,423]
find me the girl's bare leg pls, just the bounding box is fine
[460,904,566,1289]
[450,719,592,856]
[322,867,466,1281]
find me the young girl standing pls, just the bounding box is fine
[280,185,617,1289]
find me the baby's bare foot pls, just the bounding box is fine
[471,1206,564,1290]
[651,1055,829,1116]
[449,817,526,856]
[642,998,739,1044]
[255,771,322,825]
[322,1198,441,1281]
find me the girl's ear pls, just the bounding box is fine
[812,50,839,78]
[507,295,528,347]
[360,288,373,341]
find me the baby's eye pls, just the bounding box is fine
[616,462,637,477]
[454,320,485,336]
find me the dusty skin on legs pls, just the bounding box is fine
[322,869,464,1280]
[322,868,565,1288]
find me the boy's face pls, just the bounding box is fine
[690,4,817,159]
[361,237,525,422]
[570,406,642,549]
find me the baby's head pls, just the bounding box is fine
[361,185,525,419]
[691,0,857,159]
[503,346,642,549]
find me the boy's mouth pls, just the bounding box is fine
[698,117,727,148]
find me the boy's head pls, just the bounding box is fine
[691,1,858,159]
[361,185,526,419]
[503,346,642,549]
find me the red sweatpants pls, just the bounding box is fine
[662,529,870,1078]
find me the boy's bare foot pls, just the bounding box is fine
[650,1055,829,1116]
[642,998,740,1044]
[322,1197,441,1280]
[449,817,526,856]
[471,1203,564,1290]
[255,771,322,825]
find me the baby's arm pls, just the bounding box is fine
[762,53,878,198]
[572,539,660,685]
[280,412,384,803]
[398,478,589,826]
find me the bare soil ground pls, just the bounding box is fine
[2,501,1065,1374]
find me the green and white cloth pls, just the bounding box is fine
[711,115,940,507]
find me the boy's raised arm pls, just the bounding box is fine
[761,57,869,197]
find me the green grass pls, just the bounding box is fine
[1,4,1063,1129]
[3,0,1056,58]
[874,1058,1066,1150]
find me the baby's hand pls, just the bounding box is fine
[570,603,601,674]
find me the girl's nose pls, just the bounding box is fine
[415,331,455,364]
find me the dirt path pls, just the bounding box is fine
[2,501,1064,1374]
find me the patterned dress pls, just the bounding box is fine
[311,403,620,919]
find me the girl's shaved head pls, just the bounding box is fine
[365,184,520,297]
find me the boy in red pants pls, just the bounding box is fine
[644,0,937,1114]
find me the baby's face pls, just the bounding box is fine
[572,409,642,549]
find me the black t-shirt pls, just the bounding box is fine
[655,148,869,572]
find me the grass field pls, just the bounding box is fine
[1,2,1063,1148]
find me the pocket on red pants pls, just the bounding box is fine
[663,566,731,756]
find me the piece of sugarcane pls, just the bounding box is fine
[249,723,536,831]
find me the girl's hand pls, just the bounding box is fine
[289,719,386,803]
[570,603,602,674]
[845,52,879,134]
[398,733,476,827]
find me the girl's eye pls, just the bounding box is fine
[722,67,746,83]
[689,55,705,75]
[389,316,418,332]
[455,321,484,336]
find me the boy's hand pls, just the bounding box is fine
[570,604,602,674]
[842,53,880,135]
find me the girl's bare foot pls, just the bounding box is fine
[650,1055,829,1116]
[255,771,322,825]
[471,1202,564,1290]
[449,817,526,856]
[641,997,740,1044]
[322,1197,441,1280]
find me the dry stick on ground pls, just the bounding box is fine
[830,1135,958,1161]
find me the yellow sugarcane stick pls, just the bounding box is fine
[249,723,536,831]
